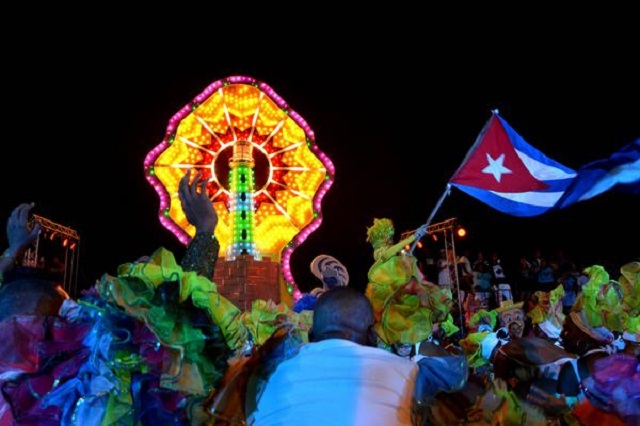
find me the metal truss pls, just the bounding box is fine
[25,214,80,298]
[30,215,80,240]
[400,217,458,240]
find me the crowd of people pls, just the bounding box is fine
[0,171,638,425]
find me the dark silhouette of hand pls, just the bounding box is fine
[6,203,41,257]
[179,170,217,234]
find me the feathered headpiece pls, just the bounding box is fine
[366,218,395,249]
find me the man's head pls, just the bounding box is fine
[309,286,376,346]
[0,277,67,322]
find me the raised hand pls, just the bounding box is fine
[6,203,41,258]
[179,170,217,235]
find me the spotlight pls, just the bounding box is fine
[50,232,57,241]
[62,238,69,247]
[431,234,438,242]
[70,242,77,250]
[456,226,467,238]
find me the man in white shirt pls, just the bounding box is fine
[248,286,420,426]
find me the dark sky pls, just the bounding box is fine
[3,20,639,294]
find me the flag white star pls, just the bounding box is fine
[482,153,512,182]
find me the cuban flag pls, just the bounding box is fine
[554,138,640,208]
[449,111,577,216]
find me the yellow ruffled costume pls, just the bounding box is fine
[98,248,248,396]
[572,264,625,332]
[527,284,565,327]
[364,218,457,346]
[619,261,640,340]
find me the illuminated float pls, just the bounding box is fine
[144,76,335,308]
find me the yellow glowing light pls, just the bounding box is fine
[151,83,327,260]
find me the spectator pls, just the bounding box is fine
[0,202,66,320]
[472,251,493,292]
[0,170,218,322]
[0,202,41,283]
[559,262,580,316]
[536,258,557,292]
[437,248,455,290]
[248,286,420,425]
[456,247,474,295]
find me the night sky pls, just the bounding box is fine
[3,19,639,294]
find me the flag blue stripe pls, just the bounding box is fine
[554,138,640,208]
[498,115,576,174]
[453,183,557,216]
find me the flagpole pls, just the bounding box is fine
[407,184,450,254]
[408,110,498,255]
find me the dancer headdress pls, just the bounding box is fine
[366,218,394,250]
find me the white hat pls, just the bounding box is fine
[310,255,349,289]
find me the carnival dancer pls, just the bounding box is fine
[364,218,458,353]
[526,284,566,345]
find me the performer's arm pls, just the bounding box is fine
[182,233,220,280]
[178,170,219,280]
[377,235,415,261]
[377,224,427,262]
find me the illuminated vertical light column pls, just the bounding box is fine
[227,139,259,259]
[146,76,336,300]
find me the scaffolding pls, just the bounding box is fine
[26,214,80,298]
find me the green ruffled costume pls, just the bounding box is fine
[241,299,312,346]
[572,264,625,332]
[619,261,640,337]
[98,247,247,396]
[527,284,565,327]
[459,309,498,368]
[364,218,457,346]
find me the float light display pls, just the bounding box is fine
[144,76,335,298]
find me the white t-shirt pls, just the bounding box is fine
[249,339,418,426]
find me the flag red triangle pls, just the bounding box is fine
[451,115,548,192]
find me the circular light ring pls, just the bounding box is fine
[144,76,335,299]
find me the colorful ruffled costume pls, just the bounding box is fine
[619,261,640,343]
[468,379,549,425]
[364,218,458,347]
[97,248,246,394]
[571,264,625,334]
[241,299,312,347]
[0,248,247,425]
[527,284,565,342]
[459,309,499,368]
[572,353,640,425]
